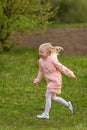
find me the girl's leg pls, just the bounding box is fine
[36,92,53,119]
[44,92,53,115]
[52,94,68,107]
[51,94,73,113]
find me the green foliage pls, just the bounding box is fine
[0,0,54,51]
[0,49,87,130]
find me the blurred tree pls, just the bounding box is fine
[56,0,87,23]
[0,0,54,51]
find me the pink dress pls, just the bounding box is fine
[34,55,75,94]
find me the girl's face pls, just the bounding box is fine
[39,47,50,58]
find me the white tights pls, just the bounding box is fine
[44,92,69,115]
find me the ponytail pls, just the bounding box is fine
[54,46,63,55]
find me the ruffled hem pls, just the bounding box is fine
[47,86,61,94]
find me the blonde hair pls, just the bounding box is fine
[39,43,63,55]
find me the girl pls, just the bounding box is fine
[33,43,77,119]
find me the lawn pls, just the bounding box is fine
[49,22,87,28]
[0,49,87,130]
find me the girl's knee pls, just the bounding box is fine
[51,94,56,100]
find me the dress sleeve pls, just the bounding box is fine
[34,60,43,84]
[52,58,76,78]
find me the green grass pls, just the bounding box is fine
[49,22,87,28]
[0,49,87,130]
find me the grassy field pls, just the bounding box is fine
[49,22,87,28]
[0,49,87,130]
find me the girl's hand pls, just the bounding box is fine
[33,80,38,86]
[33,82,38,86]
[73,75,77,80]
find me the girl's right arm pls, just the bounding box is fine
[33,61,43,86]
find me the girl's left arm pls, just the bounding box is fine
[53,58,77,79]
